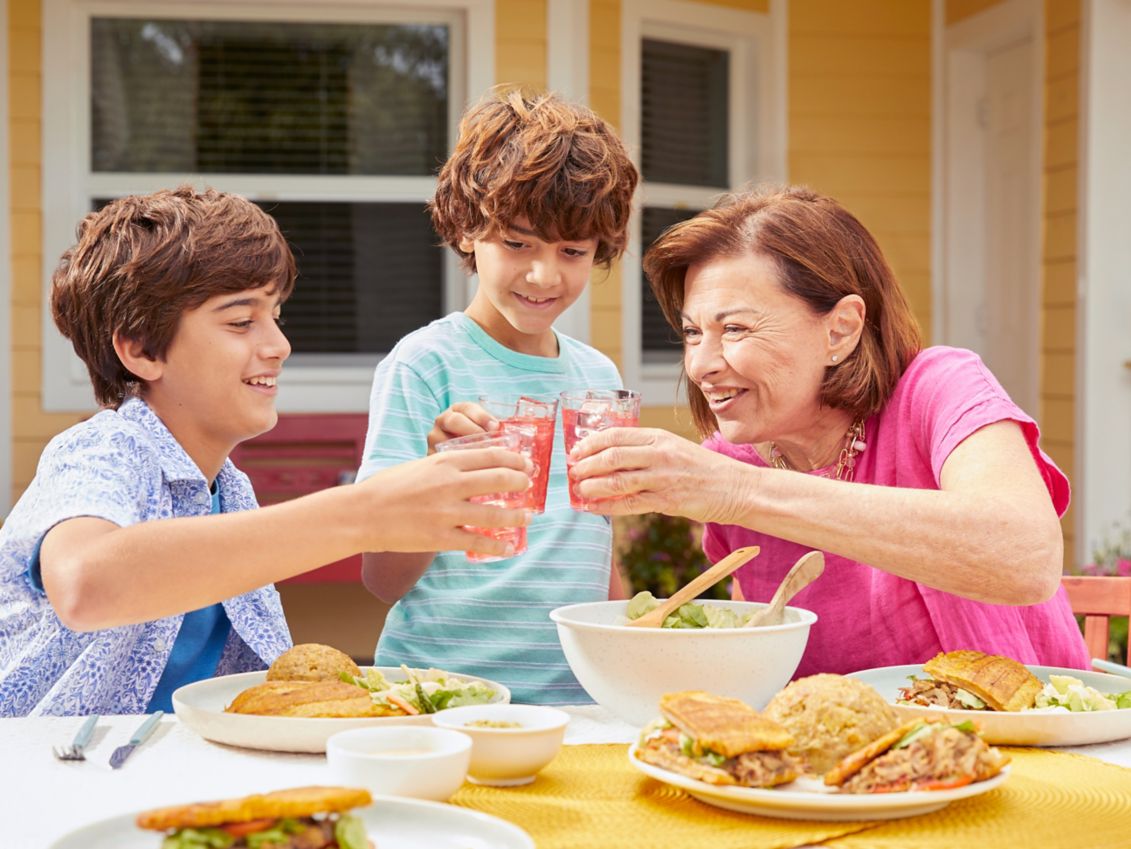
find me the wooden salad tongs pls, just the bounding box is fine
[744,550,825,628]
[627,545,761,628]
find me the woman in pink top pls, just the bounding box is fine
[569,185,1088,675]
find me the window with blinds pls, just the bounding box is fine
[89,17,451,356]
[639,38,730,364]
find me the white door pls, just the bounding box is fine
[981,37,1038,414]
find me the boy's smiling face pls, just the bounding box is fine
[462,218,598,356]
[133,283,290,478]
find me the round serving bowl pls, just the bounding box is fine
[431,703,569,787]
[326,726,472,802]
[550,599,817,726]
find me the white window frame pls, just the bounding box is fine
[620,0,786,406]
[41,0,494,413]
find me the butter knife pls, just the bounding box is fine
[109,711,164,769]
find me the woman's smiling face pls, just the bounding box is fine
[680,252,836,447]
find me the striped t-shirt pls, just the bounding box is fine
[357,312,619,704]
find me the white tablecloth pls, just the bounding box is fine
[3,707,1129,848]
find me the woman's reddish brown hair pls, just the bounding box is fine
[643,185,923,438]
[51,185,296,406]
[430,87,639,271]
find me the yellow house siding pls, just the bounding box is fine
[496,0,547,89]
[8,0,82,504]
[1041,0,1079,566]
[789,0,933,336]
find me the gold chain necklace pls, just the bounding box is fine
[769,417,867,482]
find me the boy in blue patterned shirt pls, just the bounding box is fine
[0,186,529,716]
[358,89,639,704]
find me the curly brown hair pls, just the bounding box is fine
[430,87,639,272]
[643,185,923,438]
[51,185,296,407]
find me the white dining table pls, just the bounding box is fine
[4,706,1130,848]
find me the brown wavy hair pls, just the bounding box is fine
[430,86,639,271]
[643,185,923,438]
[51,185,296,406]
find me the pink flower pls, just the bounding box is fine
[1117,558,1131,577]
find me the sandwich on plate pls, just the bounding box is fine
[898,649,1043,711]
[136,785,373,849]
[635,690,800,787]
[824,719,1010,794]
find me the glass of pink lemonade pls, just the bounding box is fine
[434,430,530,562]
[478,395,558,513]
[559,389,641,511]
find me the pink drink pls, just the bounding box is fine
[434,430,529,563]
[560,389,641,511]
[480,395,558,514]
[499,415,555,512]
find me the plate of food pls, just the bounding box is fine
[628,690,1010,821]
[48,785,535,849]
[847,650,1131,746]
[173,643,510,753]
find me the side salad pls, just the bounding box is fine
[341,666,498,715]
[626,591,753,629]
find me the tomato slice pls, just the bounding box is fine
[914,775,974,791]
[221,818,278,837]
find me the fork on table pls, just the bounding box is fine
[51,714,99,761]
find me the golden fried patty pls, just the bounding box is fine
[923,650,1041,712]
[660,690,793,758]
[266,643,362,683]
[136,786,372,831]
[225,680,389,718]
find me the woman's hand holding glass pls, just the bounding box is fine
[566,426,749,525]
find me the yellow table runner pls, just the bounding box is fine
[451,745,1131,849]
[825,747,1131,849]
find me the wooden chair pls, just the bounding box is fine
[1061,575,1131,662]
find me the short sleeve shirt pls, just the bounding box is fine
[702,347,1089,676]
[0,397,292,716]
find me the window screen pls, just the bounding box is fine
[91,19,449,175]
[641,38,729,188]
[89,17,451,357]
[641,207,700,363]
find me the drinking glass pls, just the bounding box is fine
[478,395,558,513]
[559,389,642,511]
[435,430,530,562]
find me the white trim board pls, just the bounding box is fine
[547,0,591,345]
[1078,0,1131,565]
[618,0,786,407]
[0,0,12,511]
[40,0,492,414]
[934,0,1044,415]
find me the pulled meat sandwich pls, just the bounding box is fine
[899,650,1042,711]
[136,785,373,849]
[824,720,1010,794]
[635,690,799,787]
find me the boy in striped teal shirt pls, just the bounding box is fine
[358,88,640,704]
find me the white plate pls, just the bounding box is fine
[847,664,1131,746]
[628,744,1008,821]
[47,794,534,849]
[173,668,511,753]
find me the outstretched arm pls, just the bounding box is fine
[41,449,529,631]
[568,421,1062,606]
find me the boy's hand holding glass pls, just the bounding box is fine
[560,389,641,511]
[478,395,558,513]
[435,431,533,562]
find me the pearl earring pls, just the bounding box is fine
[831,354,839,363]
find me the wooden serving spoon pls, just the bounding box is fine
[744,550,825,628]
[627,545,761,628]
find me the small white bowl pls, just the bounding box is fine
[431,704,569,787]
[326,726,471,802]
